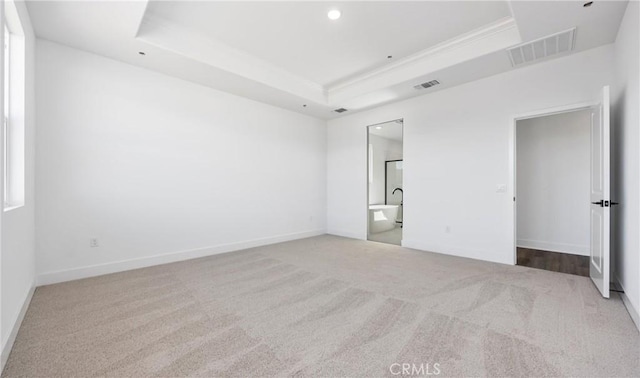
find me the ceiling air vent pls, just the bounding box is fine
[413,80,440,90]
[334,108,348,113]
[507,28,576,67]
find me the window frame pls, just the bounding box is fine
[3,22,10,208]
[3,0,26,212]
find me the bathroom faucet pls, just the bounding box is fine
[392,188,404,228]
[392,188,403,205]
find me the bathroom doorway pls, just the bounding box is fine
[367,119,403,245]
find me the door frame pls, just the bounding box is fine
[366,118,404,239]
[509,101,597,265]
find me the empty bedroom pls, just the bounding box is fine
[0,1,639,377]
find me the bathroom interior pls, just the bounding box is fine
[367,119,403,245]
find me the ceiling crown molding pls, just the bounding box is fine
[135,7,521,110]
[326,17,522,105]
[137,13,328,104]
[328,17,519,92]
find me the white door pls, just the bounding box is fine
[589,85,610,298]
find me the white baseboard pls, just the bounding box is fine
[401,239,511,265]
[326,229,365,240]
[615,276,640,333]
[1,284,35,374]
[37,229,326,286]
[517,239,589,256]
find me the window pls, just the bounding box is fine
[4,23,10,207]
[3,0,25,211]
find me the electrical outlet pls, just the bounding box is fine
[90,238,99,248]
[445,226,451,234]
[496,184,507,193]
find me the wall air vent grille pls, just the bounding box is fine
[507,28,576,67]
[334,108,348,113]
[413,80,440,90]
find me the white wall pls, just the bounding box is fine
[612,1,640,328]
[327,44,614,264]
[368,134,402,205]
[516,110,591,256]
[35,40,327,283]
[1,0,36,370]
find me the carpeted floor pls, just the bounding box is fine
[3,235,639,377]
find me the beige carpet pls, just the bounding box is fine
[3,235,639,377]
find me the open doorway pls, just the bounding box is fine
[513,87,612,298]
[515,109,592,276]
[367,119,403,245]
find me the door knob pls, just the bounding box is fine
[591,200,604,207]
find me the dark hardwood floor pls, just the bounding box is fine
[517,247,589,277]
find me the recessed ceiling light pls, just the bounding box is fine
[138,51,146,56]
[327,9,341,20]
[375,126,382,130]
[583,1,593,7]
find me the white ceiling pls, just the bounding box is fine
[26,1,629,120]
[369,120,403,142]
[145,1,511,87]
